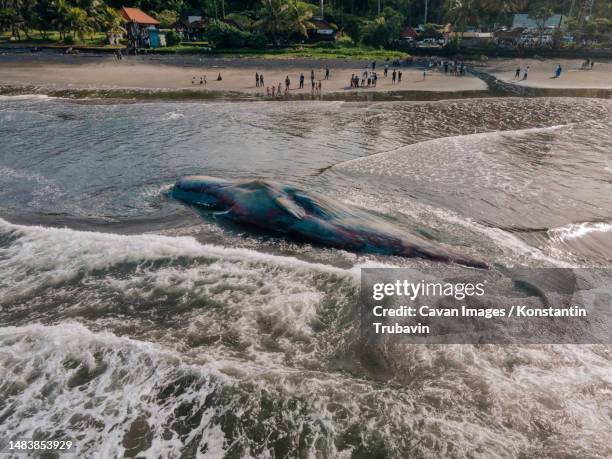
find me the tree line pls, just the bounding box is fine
[1,0,610,46]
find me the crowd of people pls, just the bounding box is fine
[256,68,327,97]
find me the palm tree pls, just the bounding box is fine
[0,0,25,40]
[256,0,287,40]
[67,6,90,41]
[284,0,314,37]
[52,0,71,39]
[446,0,481,34]
[96,5,124,43]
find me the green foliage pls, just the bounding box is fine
[362,7,404,48]
[1,0,606,51]
[207,19,249,47]
[325,9,363,43]
[153,9,178,28]
[592,17,611,34]
[225,12,253,31]
[247,31,267,48]
[63,34,75,44]
[165,29,180,45]
[336,33,354,46]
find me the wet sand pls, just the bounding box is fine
[485,58,612,89]
[0,54,487,94]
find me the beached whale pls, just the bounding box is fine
[171,176,489,268]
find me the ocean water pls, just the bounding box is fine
[0,95,611,458]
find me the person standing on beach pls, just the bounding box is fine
[372,61,376,70]
[272,85,275,96]
[373,72,377,87]
[398,71,402,83]
[285,75,290,91]
[203,75,207,87]
[311,77,315,91]
[310,69,315,85]
[384,64,388,77]
[299,73,304,89]
[217,73,222,81]
[422,69,427,81]
[514,66,521,79]
[255,72,259,87]
[260,74,264,87]
[392,69,396,84]
[522,65,529,81]
[277,82,282,95]
[325,66,330,80]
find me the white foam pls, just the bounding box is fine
[161,111,185,121]
[0,94,56,101]
[0,322,230,458]
[0,217,366,302]
[548,221,612,241]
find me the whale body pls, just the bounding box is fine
[171,176,488,269]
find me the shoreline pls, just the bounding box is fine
[0,54,610,101]
[0,53,487,97]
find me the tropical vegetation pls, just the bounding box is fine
[0,0,610,49]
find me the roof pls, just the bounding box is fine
[171,19,189,29]
[448,32,493,39]
[512,13,564,29]
[495,28,524,38]
[120,7,160,26]
[308,18,337,30]
[400,26,418,39]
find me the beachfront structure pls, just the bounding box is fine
[172,18,209,41]
[400,26,418,42]
[511,14,567,31]
[120,7,161,49]
[447,31,493,47]
[307,18,337,41]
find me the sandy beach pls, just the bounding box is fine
[0,54,487,94]
[485,58,612,89]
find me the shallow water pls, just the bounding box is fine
[1,95,611,457]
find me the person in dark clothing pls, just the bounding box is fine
[255,72,259,87]
[514,67,521,79]
[325,66,330,80]
[299,73,304,88]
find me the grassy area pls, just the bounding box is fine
[2,30,408,60]
[0,30,115,48]
[151,44,408,60]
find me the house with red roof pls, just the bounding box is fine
[400,26,418,41]
[120,7,162,49]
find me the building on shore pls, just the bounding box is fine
[400,26,418,43]
[307,18,337,41]
[171,18,209,41]
[511,14,567,31]
[120,7,161,49]
[446,31,494,47]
